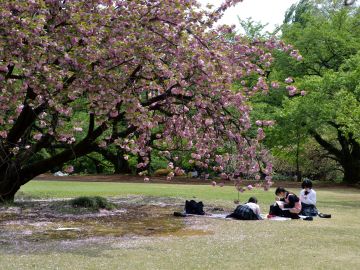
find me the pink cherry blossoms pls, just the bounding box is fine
[0,0,299,198]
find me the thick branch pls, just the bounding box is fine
[17,134,53,163]
[309,129,342,158]
[88,113,95,136]
[21,122,109,184]
[6,103,46,146]
[141,83,193,107]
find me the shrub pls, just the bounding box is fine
[70,196,115,210]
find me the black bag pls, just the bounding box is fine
[227,205,260,220]
[318,213,331,218]
[185,200,205,215]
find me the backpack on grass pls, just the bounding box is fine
[185,200,205,215]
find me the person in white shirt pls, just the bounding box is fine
[299,179,318,216]
[226,197,263,220]
[245,197,262,217]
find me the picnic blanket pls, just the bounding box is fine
[174,212,302,221]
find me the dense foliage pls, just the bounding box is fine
[252,0,360,183]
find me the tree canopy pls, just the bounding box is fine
[0,0,300,202]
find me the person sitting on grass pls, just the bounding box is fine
[269,187,301,219]
[299,179,318,217]
[226,197,263,220]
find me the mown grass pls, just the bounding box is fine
[2,180,360,270]
[17,180,275,203]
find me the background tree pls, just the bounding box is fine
[251,0,360,183]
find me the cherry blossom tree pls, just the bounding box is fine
[0,0,296,202]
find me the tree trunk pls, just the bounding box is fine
[311,128,360,184]
[114,151,131,174]
[295,133,302,182]
[94,147,131,174]
[0,186,19,203]
[93,158,104,174]
[0,162,22,203]
[342,160,360,184]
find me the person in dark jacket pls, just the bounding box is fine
[269,187,301,219]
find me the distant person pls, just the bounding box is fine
[269,187,301,219]
[227,197,263,220]
[299,179,318,217]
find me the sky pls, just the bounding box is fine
[198,0,300,32]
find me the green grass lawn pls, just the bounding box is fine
[2,180,360,270]
[18,180,276,203]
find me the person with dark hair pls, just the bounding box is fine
[246,197,262,217]
[227,197,263,220]
[248,196,258,203]
[269,187,301,219]
[299,179,318,216]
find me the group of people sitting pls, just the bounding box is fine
[227,179,325,220]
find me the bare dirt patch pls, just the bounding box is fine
[0,196,213,254]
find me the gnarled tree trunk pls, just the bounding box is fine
[311,128,360,184]
[94,147,131,174]
[342,160,360,184]
[0,162,22,203]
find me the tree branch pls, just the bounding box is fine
[20,121,109,184]
[6,103,46,146]
[309,129,342,158]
